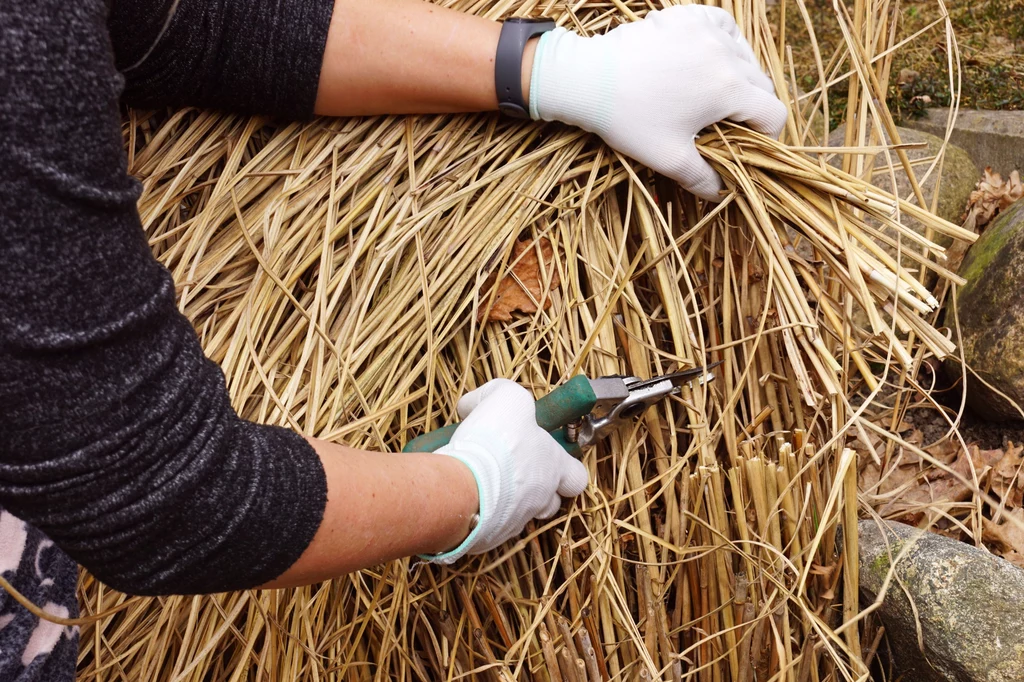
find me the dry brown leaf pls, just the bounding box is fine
[923,437,962,466]
[989,442,1024,508]
[982,508,1024,561]
[859,461,882,492]
[897,68,919,87]
[1002,551,1024,570]
[866,444,1003,523]
[862,438,1024,532]
[477,238,561,323]
[963,167,1023,232]
[925,444,1002,489]
[852,428,885,467]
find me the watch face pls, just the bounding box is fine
[499,102,530,119]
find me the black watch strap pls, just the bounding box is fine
[495,18,556,118]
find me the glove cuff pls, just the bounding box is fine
[529,28,616,136]
[420,441,501,564]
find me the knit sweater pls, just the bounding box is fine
[1,0,335,677]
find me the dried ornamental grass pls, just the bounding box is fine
[72,0,971,679]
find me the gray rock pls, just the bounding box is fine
[953,198,1024,420]
[905,108,1024,179]
[859,520,1024,681]
[813,127,977,281]
[790,85,824,142]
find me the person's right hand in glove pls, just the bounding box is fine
[264,378,588,587]
[426,379,590,563]
[529,5,788,201]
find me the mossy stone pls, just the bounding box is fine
[951,198,1024,420]
[859,520,1024,681]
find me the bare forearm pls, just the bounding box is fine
[314,0,536,115]
[262,437,478,588]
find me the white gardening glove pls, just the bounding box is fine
[425,379,589,563]
[529,5,788,201]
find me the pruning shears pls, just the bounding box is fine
[403,363,720,457]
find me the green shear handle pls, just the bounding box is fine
[402,375,597,457]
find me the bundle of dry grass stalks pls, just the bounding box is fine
[73,0,972,679]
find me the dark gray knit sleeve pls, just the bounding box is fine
[0,0,327,595]
[107,0,335,118]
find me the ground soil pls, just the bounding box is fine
[903,399,1024,449]
[769,0,1024,130]
[850,355,1024,450]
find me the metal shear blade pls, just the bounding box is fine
[626,361,723,392]
[578,362,720,447]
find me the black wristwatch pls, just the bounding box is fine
[495,17,556,118]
